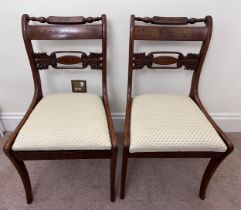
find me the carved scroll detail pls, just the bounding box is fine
[28,16,102,24]
[34,53,56,70]
[133,52,199,70]
[178,53,200,70]
[133,53,153,69]
[82,52,102,69]
[34,51,102,70]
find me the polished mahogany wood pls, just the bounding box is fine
[134,26,208,41]
[57,55,82,65]
[27,25,103,40]
[3,14,117,203]
[14,150,112,160]
[153,55,177,65]
[120,15,234,200]
[128,152,223,158]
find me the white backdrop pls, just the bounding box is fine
[0,0,241,131]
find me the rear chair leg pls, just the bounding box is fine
[120,151,128,199]
[199,155,228,200]
[110,152,117,202]
[6,155,32,204]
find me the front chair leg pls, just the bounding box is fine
[110,152,117,202]
[120,151,128,199]
[199,155,228,200]
[9,157,33,204]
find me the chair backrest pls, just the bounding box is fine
[22,14,107,100]
[127,15,212,99]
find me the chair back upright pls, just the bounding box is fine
[127,15,213,100]
[22,14,107,101]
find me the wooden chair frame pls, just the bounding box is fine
[3,14,118,203]
[120,15,234,200]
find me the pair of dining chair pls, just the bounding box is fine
[3,14,233,204]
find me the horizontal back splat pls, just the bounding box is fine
[34,51,103,70]
[133,52,199,70]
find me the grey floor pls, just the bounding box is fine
[0,133,240,210]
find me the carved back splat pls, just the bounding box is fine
[133,52,199,70]
[22,14,107,99]
[34,51,102,70]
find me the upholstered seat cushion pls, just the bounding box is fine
[129,94,227,153]
[12,93,111,151]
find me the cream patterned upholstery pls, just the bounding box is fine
[12,93,111,151]
[129,94,227,153]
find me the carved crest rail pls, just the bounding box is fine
[28,16,102,24]
[135,16,205,25]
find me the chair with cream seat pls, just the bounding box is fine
[120,15,233,200]
[4,14,118,203]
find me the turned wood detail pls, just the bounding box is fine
[135,16,205,25]
[34,51,102,70]
[28,16,102,24]
[133,52,199,70]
